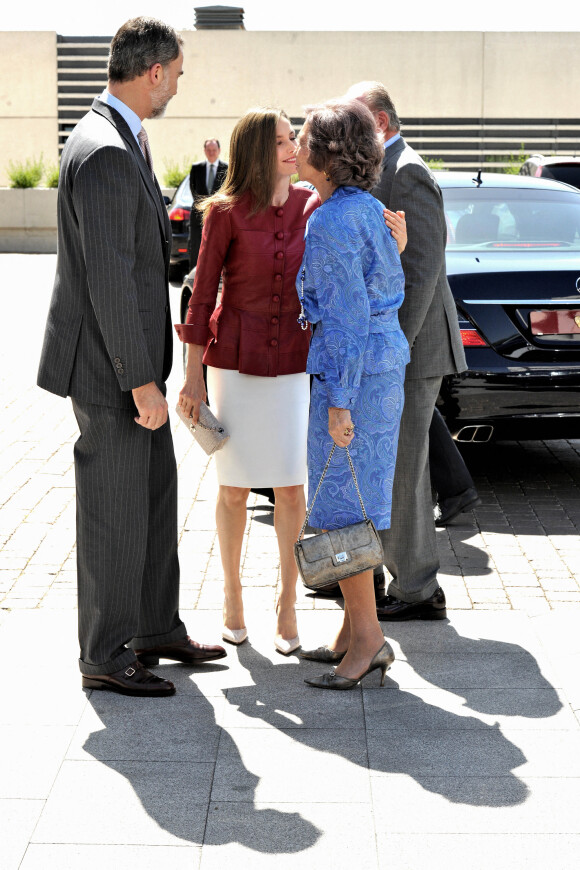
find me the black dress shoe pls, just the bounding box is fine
[376,587,447,621]
[135,636,227,667]
[435,487,481,526]
[82,661,175,696]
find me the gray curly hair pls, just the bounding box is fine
[302,100,383,190]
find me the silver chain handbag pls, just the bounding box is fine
[175,402,229,455]
[294,444,384,590]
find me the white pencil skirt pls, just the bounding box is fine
[206,366,310,488]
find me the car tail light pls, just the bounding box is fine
[177,248,188,253]
[461,328,488,347]
[168,207,190,221]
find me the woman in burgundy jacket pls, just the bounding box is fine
[176,107,405,655]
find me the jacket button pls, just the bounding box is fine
[114,357,121,363]
[275,251,284,260]
[271,316,279,324]
[270,338,278,347]
[276,208,284,217]
[276,231,284,240]
[274,274,282,282]
[272,295,280,303]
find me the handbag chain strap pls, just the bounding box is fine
[298,443,368,540]
[297,268,309,330]
[189,419,225,433]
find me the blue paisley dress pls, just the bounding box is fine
[298,185,410,530]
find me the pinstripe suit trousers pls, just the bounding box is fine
[72,400,186,675]
[378,376,442,603]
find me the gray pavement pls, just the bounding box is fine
[1,254,580,869]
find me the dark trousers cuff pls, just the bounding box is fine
[79,647,137,676]
[128,620,187,651]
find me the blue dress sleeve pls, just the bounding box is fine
[304,215,370,410]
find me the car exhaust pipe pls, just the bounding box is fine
[453,425,494,443]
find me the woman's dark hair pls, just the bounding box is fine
[108,17,183,83]
[303,100,384,190]
[201,107,289,219]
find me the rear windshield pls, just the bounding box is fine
[541,166,580,190]
[442,187,580,252]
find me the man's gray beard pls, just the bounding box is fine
[150,80,172,119]
[150,101,169,119]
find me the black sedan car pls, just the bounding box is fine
[519,155,580,191]
[166,176,192,280]
[437,172,580,441]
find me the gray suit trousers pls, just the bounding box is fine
[72,400,186,675]
[378,376,442,602]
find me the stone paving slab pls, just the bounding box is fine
[1,800,45,870]
[200,803,379,870]
[376,834,580,870]
[19,845,201,870]
[370,776,580,833]
[31,759,213,846]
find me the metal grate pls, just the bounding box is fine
[57,35,111,152]
[291,116,580,172]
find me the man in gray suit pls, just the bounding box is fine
[348,81,467,620]
[38,18,225,695]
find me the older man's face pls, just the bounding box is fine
[204,141,220,162]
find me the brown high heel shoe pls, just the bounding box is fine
[304,641,394,690]
[300,645,345,663]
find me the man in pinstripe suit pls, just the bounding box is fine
[348,81,467,621]
[38,18,226,696]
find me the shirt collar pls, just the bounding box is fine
[100,89,143,144]
[384,133,401,150]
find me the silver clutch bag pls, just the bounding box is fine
[294,444,383,590]
[175,402,229,455]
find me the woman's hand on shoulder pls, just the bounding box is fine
[328,408,355,448]
[179,345,207,424]
[384,209,407,254]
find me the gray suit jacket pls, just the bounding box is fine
[38,98,173,409]
[373,137,466,380]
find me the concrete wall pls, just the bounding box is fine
[147,29,580,165]
[0,189,58,253]
[0,32,58,188]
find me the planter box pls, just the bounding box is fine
[0,188,177,254]
[0,188,58,253]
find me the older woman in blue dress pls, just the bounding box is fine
[295,100,410,689]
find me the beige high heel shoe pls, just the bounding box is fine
[222,626,248,645]
[275,600,300,655]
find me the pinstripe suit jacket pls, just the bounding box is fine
[38,98,173,409]
[372,137,466,380]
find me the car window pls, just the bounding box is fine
[442,187,580,251]
[175,177,193,207]
[541,166,580,191]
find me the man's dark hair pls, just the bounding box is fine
[108,17,183,83]
[204,139,221,149]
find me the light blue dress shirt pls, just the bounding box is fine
[384,133,401,150]
[99,89,143,145]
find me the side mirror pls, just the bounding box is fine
[163,195,171,206]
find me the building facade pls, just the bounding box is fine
[1,29,579,187]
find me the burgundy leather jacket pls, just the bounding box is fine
[175,185,320,376]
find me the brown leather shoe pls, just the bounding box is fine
[81,661,175,696]
[135,636,227,667]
